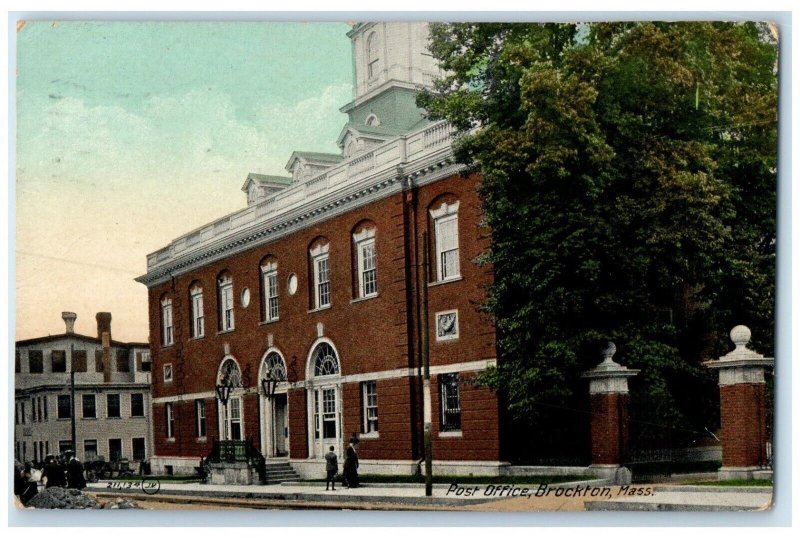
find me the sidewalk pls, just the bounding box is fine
[85,480,488,508]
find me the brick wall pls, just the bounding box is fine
[589,392,629,465]
[720,383,768,468]
[147,172,500,462]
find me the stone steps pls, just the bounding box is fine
[261,462,300,484]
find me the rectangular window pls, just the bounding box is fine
[82,394,96,419]
[322,388,336,438]
[227,398,242,441]
[29,350,44,374]
[165,403,175,438]
[73,350,88,372]
[42,395,48,421]
[139,351,151,372]
[58,395,71,419]
[162,301,174,345]
[220,281,235,331]
[130,393,145,417]
[51,350,67,373]
[314,391,320,439]
[116,349,130,372]
[362,381,379,433]
[263,269,280,321]
[132,438,146,461]
[315,256,331,308]
[32,397,38,422]
[15,349,20,373]
[195,399,206,437]
[108,439,123,462]
[435,214,460,281]
[107,394,121,418]
[95,350,105,373]
[59,440,73,454]
[191,289,205,337]
[439,373,462,432]
[84,439,98,461]
[358,240,378,298]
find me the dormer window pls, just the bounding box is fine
[366,32,380,80]
[365,114,380,127]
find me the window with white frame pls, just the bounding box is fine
[161,297,174,346]
[430,201,461,281]
[439,373,461,432]
[354,228,377,298]
[165,402,175,439]
[195,399,206,438]
[310,243,331,309]
[190,284,204,338]
[218,274,235,331]
[362,381,378,433]
[262,261,279,322]
[82,394,97,419]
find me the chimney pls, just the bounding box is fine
[62,312,77,334]
[96,312,112,383]
[96,312,112,340]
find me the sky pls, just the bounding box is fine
[15,21,353,342]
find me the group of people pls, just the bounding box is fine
[14,450,87,504]
[324,435,360,491]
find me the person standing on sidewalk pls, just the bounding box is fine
[343,435,360,489]
[324,446,338,491]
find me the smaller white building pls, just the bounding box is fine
[14,312,152,466]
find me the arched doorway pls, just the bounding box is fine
[217,357,245,441]
[306,340,342,459]
[259,350,289,458]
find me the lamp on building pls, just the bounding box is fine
[261,369,278,400]
[215,380,234,441]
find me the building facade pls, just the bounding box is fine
[136,22,504,478]
[14,312,153,466]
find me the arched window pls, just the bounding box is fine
[218,272,234,331]
[218,358,243,388]
[160,295,173,346]
[189,282,204,338]
[309,239,331,310]
[262,351,287,381]
[365,114,380,127]
[311,342,339,377]
[352,222,377,299]
[429,197,461,282]
[366,32,380,80]
[260,258,279,322]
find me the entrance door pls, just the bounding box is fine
[273,394,288,456]
[312,386,340,457]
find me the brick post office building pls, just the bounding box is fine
[136,22,504,478]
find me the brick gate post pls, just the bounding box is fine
[704,325,773,480]
[582,342,639,482]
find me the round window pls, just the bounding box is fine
[287,273,298,296]
[240,288,251,308]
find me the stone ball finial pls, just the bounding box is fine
[602,341,617,362]
[730,325,751,348]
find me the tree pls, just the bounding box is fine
[419,22,777,461]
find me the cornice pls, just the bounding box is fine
[137,149,465,288]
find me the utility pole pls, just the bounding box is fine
[70,344,77,453]
[421,231,433,497]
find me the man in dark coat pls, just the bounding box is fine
[41,455,66,488]
[343,435,360,488]
[324,446,338,491]
[65,450,87,490]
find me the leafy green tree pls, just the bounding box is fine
[419,22,777,460]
